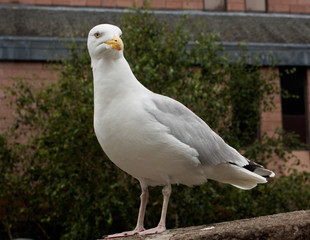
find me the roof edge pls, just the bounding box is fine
[1,36,310,66]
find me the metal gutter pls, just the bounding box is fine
[0,36,86,61]
[1,36,310,66]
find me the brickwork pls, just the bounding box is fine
[268,0,310,14]
[260,67,310,173]
[290,150,310,172]
[0,0,204,10]
[227,0,245,11]
[0,62,57,132]
[260,68,282,137]
[2,0,310,13]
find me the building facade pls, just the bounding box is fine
[1,0,310,172]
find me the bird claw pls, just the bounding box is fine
[138,226,166,236]
[104,227,145,239]
[104,230,139,239]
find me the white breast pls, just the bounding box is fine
[94,95,205,186]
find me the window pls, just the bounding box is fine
[245,0,267,12]
[280,67,308,144]
[204,0,226,11]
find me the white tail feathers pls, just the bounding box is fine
[253,167,275,178]
[204,163,274,190]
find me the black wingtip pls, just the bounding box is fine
[243,161,262,172]
[244,161,275,178]
[229,160,275,178]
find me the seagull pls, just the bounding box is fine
[87,24,275,239]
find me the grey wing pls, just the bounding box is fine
[146,94,248,167]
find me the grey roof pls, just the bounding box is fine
[1,4,310,44]
[1,4,310,65]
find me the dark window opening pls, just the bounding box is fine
[280,66,308,145]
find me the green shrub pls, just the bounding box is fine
[1,7,309,240]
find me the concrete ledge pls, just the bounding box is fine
[100,210,310,240]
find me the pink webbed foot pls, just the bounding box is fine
[104,228,145,239]
[139,225,166,236]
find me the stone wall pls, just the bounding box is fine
[99,210,310,240]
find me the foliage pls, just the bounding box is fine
[1,7,309,240]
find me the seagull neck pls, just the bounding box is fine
[93,56,144,90]
[92,56,147,110]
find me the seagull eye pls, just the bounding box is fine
[94,32,101,38]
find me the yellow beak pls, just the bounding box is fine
[104,36,123,51]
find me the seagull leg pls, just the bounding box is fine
[134,182,149,232]
[139,184,171,236]
[104,181,149,239]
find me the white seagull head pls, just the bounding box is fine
[87,24,123,63]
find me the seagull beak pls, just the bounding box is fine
[104,36,123,51]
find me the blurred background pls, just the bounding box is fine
[0,1,309,240]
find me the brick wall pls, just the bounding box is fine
[0,62,57,132]
[260,68,282,138]
[227,0,245,11]
[268,0,310,14]
[260,67,310,174]
[2,0,310,13]
[0,0,204,10]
